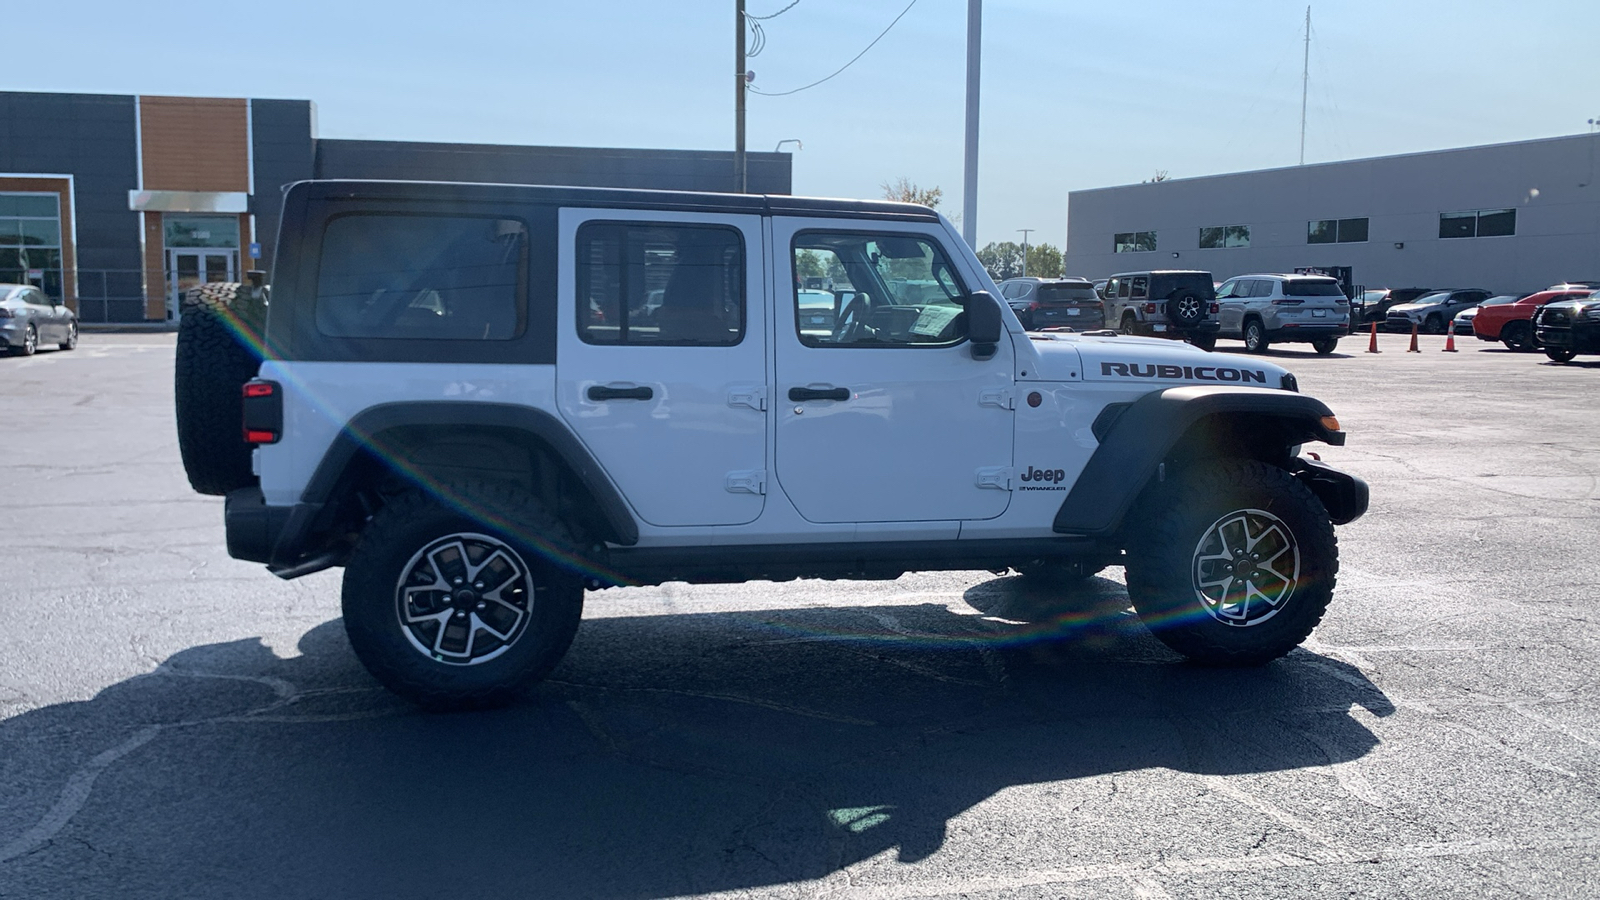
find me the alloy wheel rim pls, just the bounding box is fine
[394,532,535,665]
[1179,297,1200,319]
[25,327,36,353]
[1191,508,1300,627]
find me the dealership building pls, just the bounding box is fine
[0,90,791,322]
[1064,133,1600,295]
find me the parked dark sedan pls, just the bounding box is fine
[998,277,1105,331]
[1,283,77,356]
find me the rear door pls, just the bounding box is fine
[772,218,1014,524]
[1215,278,1243,334]
[556,209,768,527]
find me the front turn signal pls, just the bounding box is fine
[1319,415,1342,433]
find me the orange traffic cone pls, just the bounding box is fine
[1407,323,1420,352]
[1443,326,1457,352]
[1366,321,1380,353]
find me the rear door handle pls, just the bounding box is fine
[788,386,850,402]
[587,384,654,401]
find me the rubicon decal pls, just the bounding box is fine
[1100,362,1268,384]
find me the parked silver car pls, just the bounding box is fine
[0,284,77,356]
[1214,274,1350,354]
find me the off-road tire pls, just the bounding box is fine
[1501,321,1533,352]
[1311,336,1338,355]
[1125,459,1337,665]
[1120,313,1139,336]
[174,283,267,495]
[59,321,77,351]
[1242,319,1269,353]
[1546,348,1577,363]
[341,481,586,711]
[1187,333,1217,352]
[1165,290,1206,327]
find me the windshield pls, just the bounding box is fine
[1409,291,1452,305]
[1479,295,1521,307]
[1360,290,1387,303]
[1285,279,1344,297]
[1036,285,1098,302]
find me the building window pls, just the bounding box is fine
[0,193,64,301]
[1113,231,1156,253]
[1309,217,1368,244]
[1440,209,1515,239]
[1198,224,1250,249]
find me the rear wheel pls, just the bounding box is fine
[1546,348,1577,363]
[1311,336,1338,355]
[1242,319,1268,353]
[1187,334,1217,352]
[341,481,586,711]
[1125,459,1337,665]
[1120,313,1139,336]
[1501,321,1533,352]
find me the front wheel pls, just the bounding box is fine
[341,481,586,710]
[1424,314,1446,335]
[1242,320,1269,353]
[59,321,78,351]
[1546,348,1577,363]
[1311,336,1338,355]
[1501,322,1532,352]
[1125,460,1337,665]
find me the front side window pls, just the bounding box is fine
[1199,224,1250,249]
[316,214,527,340]
[1216,279,1240,299]
[1114,231,1157,253]
[791,232,967,347]
[578,222,744,346]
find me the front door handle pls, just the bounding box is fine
[788,386,850,402]
[587,384,654,401]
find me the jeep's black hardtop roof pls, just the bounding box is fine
[289,179,943,222]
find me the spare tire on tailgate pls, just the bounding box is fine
[175,282,269,496]
[1164,289,1207,327]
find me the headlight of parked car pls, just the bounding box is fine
[1582,304,1600,321]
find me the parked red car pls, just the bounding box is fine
[1473,288,1594,351]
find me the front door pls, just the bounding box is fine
[772,219,1015,524]
[167,250,235,320]
[555,208,769,528]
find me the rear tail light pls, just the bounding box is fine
[1210,302,1220,313]
[1027,301,1040,311]
[242,379,282,444]
[1272,298,1305,306]
[1143,302,1156,314]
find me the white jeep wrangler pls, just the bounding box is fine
[175,181,1368,709]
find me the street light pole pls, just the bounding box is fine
[1018,228,1033,278]
[735,0,747,193]
[962,0,981,248]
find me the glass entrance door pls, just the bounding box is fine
[167,249,236,319]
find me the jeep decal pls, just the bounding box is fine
[1018,465,1068,492]
[1100,362,1267,384]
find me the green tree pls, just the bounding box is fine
[1027,242,1063,279]
[881,177,944,209]
[977,241,1023,280]
[795,249,825,279]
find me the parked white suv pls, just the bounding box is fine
[1214,274,1350,354]
[174,180,1368,709]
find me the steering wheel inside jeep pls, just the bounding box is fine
[832,292,875,343]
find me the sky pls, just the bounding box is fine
[25,1,1600,250]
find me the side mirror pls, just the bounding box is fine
[964,290,1003,360]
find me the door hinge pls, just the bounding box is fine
[725,469,767,495]
[727,385,768,411]
[975,466,1013,491]
[978,387,1015,410]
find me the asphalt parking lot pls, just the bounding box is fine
[1,331,1597,899]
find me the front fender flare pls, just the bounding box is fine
[1053,386,1345,537]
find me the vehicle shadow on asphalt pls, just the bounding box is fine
[0,576,1393,898]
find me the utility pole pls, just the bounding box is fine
[735,0,748,193]
[1299,5,1310,166]
[962,0,981,248]
[1018,228,1033,278]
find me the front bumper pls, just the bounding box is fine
[1288,457,1369,525]
[1535,319,1600,353]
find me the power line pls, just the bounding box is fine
[746,0,800,21]
[749,0,920,97]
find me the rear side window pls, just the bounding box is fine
[1130,276,1149,299]
[578,222,744,346]
[1285,279,1344,297]
[315,215,528,340]
[1248,280,1274,298]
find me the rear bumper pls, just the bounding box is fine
[1266,323,1347,342]
[224,486,291,564]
